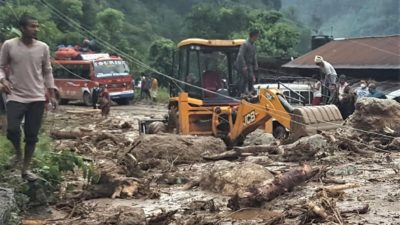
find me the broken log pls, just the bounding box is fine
[340,204,369,215]
[202,149,241,161]
[95,132,122,144]
[228,164,319,210]
[50,130,89,139]
[324,183,360,194]
[66,109,100,114]
[306,201,329,221]
[234,145,282,155]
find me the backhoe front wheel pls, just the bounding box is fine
[273,125,289,140]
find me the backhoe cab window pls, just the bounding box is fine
[94,60,130,78]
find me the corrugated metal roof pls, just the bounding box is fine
[283,35,400,69]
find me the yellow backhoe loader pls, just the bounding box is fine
[139,39,343,147]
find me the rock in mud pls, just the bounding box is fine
[200,161,274,197]
[344,98,400,135]
[282,134,329,161]
[124,134,226,168]
[244,130,275,146]
[0,187,17,225]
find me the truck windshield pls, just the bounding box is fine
[94,60,130,78]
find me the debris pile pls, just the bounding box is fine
[199,161,274,196]
[341,98,400,151]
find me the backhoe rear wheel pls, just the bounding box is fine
[148,121,166,134]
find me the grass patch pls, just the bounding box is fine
[0,133,97,188]
[134,87,170,104]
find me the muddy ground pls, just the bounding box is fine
[21,100,400,225]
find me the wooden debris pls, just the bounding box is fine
[147,210,178,225]
[227,164,319,210]
[66,109,100,114]
[202,149,241,161]
[50,130,89,139]
[306,201,329,220]
[340,204,369,215]
[324,183,360,194]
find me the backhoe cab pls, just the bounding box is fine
[140,39,343,146]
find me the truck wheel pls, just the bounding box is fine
[116,98,130,105]
[60,99,69,105]
[83,92,92,106]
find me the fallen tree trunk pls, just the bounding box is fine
[227,164,319,210]
[50,130,88,139]
[202,149,241,161]
[340,204,369,215]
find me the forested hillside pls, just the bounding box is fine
[0,0,397,76]
[282,0,399,38]
[0,0,306,74]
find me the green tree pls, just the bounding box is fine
[148,38,175,86]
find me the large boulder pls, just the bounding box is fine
[244,130,275,146]
[200,161,274,197]
[345,98,400,135]
[123,134,226,169]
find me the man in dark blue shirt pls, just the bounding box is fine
[367,83,386,99]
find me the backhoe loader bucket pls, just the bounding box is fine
[289,105,343,141]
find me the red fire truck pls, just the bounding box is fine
[52,48,134,105]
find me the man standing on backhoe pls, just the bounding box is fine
[235,29,259,96]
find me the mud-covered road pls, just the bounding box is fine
[23,100,400,225]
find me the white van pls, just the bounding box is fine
[254,83,313,105]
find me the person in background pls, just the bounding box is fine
[91,82,100,109]
[0,15,57,181]
[140,76,146,99]
[314,55,337,103]
[310,74,322,105]
[327,83,339,105]
[235,29,259,95]
[338,74,349,101]
[367,83,386,99]
[99,87,111,118]
[150,77,158,102]
[339,86,356,119]
[143,76,151,100]
[355,80,369,98]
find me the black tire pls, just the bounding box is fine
[115,98,130,105]
[148,121,166,134]
[83,92,92,106]
[60,99,69,105]
[273,125,289,140]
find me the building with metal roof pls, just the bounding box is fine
[282,35,400,81]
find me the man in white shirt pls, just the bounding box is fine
[314,55,337,103]
[355,80,369,98]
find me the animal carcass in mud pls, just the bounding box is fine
[228,164,319,210]
[200,161,274,197]
[81,158,144,200]
[120,134,226,169]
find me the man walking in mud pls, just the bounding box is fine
[235,29,259,96]
[0,15,57,181]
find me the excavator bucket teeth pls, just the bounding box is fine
[289,105,343,141]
